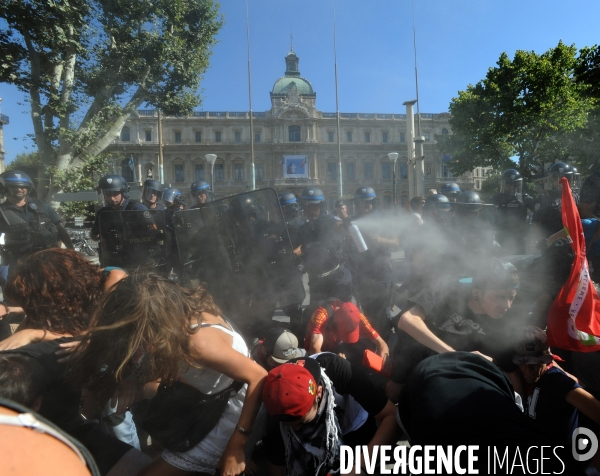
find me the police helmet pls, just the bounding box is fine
[423,193,451,212]
[440,182,461,199]
[0,170,34,195]
[571,166,581,192]
[190,181,211,205]
[141,179,163,202]
[548,162,575,190]
[500,169,523,195]
[163,187,183,206]
[278,192,300,218]
[354,186,377,201]
[455,190,482,213]
[97,175,129,195]
[300,187,326,203]
[230,194,258,222]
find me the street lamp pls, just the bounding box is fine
[388,152,399,210]
[205,153,217,196]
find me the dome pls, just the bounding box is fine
[272,77,314,95]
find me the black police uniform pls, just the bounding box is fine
[491,193,532,255]
[532,190,579,239]
[0,198,61,269]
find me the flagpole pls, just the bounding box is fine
[246,0,256,190]
[333,0,343,199]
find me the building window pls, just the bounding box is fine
[174,131,182,143]
[424,132,430,141]
[400,132,406,143]
[346,131,352,142]
[327,163,337,180]
[120,127,130,142]
[145,130,152,142]
[235,131,241,143]
[364,162,373,180]
[214,163,224,182]
[441,164,450,178]
[476,180,481,189]
[195,164,205,182]
[476,168,480,177]
[254,132,260,143]
[383,194,392,209]
[399,162,408,179]
[426,164,432,176]
[289,125,301,142]
[195,131,202,143]
[174,163,184,183]
[382,132,388,143]
[328,131,334,142]
[234,163,244,181]
[381,162,391,180]
[255,164,264,181]
[215,131,222,143]
[442,128,449,135]
[121,158,134,182]
[346,163,355,180]
[364,132,370,143]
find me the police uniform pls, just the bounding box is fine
[491,193,532,255]
[0,198,61,268]
[532,190,579,239]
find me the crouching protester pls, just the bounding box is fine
[390,259,522,401]
[261,357,400,476]
[72,273,267,476]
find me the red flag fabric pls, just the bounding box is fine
[547,177,600,351]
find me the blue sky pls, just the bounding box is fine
[2,0,600,162]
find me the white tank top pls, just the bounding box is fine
[178,323,249,395]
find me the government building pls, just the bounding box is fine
[109,49,484,209]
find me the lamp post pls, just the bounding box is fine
[388,152,399,210]
[205,154,217,196]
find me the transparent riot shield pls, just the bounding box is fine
[174,188,305,322]
[98,209,167,271]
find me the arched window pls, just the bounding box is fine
[121,126,131,142]
[288,125,301,142]
[441,128,449,135]
[121,158,134,182]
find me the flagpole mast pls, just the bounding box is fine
[246,0,256,191]
[333,0,343,199]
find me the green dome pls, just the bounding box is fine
[272,77,314,95]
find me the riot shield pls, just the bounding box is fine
[98,209,167,271]
[174,188,305,324]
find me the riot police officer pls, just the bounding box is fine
[90,175,148,241]
[0,170,73,273]
[491,169,532,255]
[532,162,579,239]
[141,179,164,210]
[440,182,461,203]
[422,193,452,225]
[351,186,399,338]
[190,181,212,209]
[453,190,499,260]
[162,187,185,278]
[278,191,305,249]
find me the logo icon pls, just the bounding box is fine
[143,211,151,219]
[308,378,316,396]
[107,178,113,184]
[572,427,598,462]
[308,190,314,196]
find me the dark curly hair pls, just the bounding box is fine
[73,272,222,398]
[4,248,108,335]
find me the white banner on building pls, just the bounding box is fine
[283,155,308,179]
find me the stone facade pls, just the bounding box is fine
[109,50,479,209]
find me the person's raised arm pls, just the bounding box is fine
[190,327,267,476]
[397,304,455,354]
[566,387,600,425]
[308,333,323,355]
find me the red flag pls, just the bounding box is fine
[547,177,600,351]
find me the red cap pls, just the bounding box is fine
[334,302,361,344]
[262,361,319,421]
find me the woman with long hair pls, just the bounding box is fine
[74,273,267,476]
[0,248,127,350]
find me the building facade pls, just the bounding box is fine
[109,50,480,208]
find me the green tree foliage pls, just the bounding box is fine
[0,0,222,199]
[436,42,593,180]
[6,151,41,184]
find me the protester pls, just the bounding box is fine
[73,273,267,476]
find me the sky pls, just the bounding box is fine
[2,0,600,163]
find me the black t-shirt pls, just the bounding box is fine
[524,365,581,446]
[263,353,388,468]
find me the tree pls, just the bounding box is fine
[436,42,593,180]
[0,0,222,199]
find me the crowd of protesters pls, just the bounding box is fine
[0,166,600,476]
